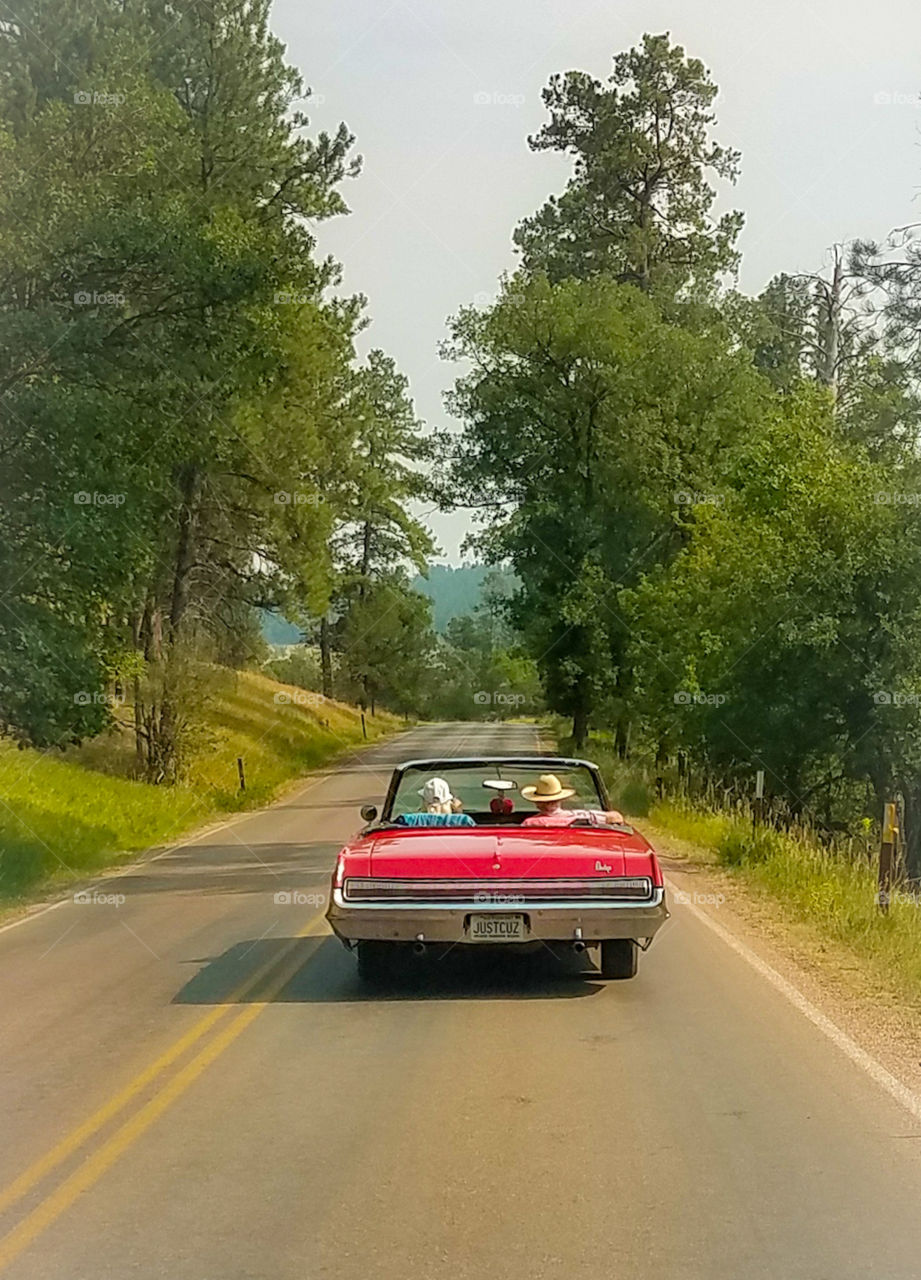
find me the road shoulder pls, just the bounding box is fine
[644,818,921,1103]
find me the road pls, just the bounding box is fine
[2,721,921,1279]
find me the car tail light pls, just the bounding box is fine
[333,855,346,890]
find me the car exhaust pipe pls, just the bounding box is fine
[572,940,587,954]
[413,933,426,957]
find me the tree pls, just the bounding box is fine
[853,223,921,365]
[621,386,921,867]
[515,32,743,296]
[0,0,363,769]
[337,575,435,717]
[324,350,441,710]
[726,256,921,457]
[446,272,770,745]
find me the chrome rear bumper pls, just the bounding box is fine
[326,886,668,946]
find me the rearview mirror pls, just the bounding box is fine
[360,804,378,823]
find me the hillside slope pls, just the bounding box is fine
[0,672,399,900]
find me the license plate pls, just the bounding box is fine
[467,914,528,943]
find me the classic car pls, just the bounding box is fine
[326,756,668,983]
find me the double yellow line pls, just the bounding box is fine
[0,918,325,1272]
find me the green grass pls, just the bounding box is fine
[649,799,921,1006]
[0,671,399,901]
[646,800,730,852]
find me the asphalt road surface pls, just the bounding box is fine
[2,721,921,1279]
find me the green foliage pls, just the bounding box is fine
[646,797,921,1005]
[452,30,921,860]
[515,32,743,295]
[0,0,429,774]
[264,647,324,693]
[423,608,542,721]
[446,271,769,741]
[337,576,435,715]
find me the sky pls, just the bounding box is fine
[272,0,921,563]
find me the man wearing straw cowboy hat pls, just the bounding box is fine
[520,774,625,828]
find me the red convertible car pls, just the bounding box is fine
[326,756,668,983]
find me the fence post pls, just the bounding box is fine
[361,712,367,740]
[878,801,898,912]
[753,769,765,828]
[237,756,246,793]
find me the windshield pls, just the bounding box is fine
[388,762,604,821]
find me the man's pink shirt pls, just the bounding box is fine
[520,808,603,827]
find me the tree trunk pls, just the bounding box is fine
[816,247,843,404]
[130,611,145,765]
[319,616,333,699]
[572,705,589,749]
[359,520,373,594]
[169,463,203,638]
[615,712,631,760]
[898,780,921,880]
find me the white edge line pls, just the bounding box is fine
[666,876,921,1125]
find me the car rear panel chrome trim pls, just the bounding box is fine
[342,876,655,904]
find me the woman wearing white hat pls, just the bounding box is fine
[394,777,476,828]
[520,774,624,827]
[419,776,461,814]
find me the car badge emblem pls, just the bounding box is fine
[595,860,613,873]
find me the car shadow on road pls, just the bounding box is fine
[173,936,605,1004]
[117,842,341,897]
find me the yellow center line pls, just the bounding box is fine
[0,923,326,1273]
[0,917,324,1223]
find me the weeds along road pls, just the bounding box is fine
[2,721,921,1279]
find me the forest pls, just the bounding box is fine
[3,10,921,863]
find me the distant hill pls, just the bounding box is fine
[413,564,517,632]
[261,566,517,641]
[259,610,305,646]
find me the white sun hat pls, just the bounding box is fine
[419,777,455,808]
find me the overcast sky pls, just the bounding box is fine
[272,0,921,564]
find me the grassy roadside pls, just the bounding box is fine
[561,729,921,1010]
[0,671,400,902]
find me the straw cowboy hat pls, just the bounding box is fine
[521,773,576,803]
